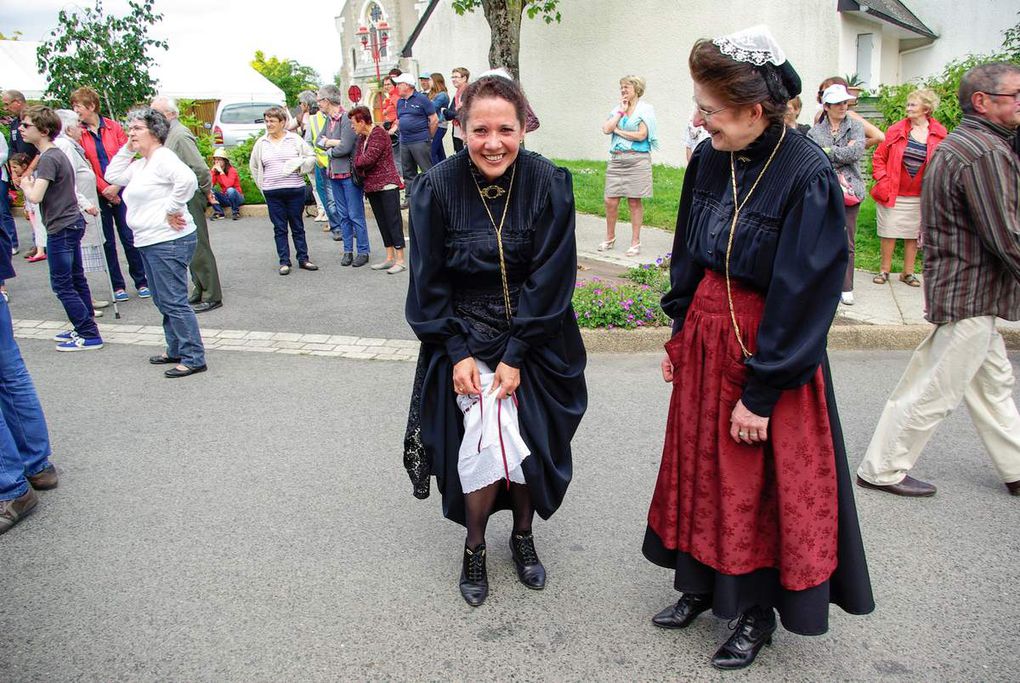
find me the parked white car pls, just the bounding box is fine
[211,99,283,147]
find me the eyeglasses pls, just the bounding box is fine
[981,91,1020,101]
[692,98,727,120]
[18,122,34,130]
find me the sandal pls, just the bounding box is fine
[597,238,616,251]
[899,273,921,287]
[625,243,641,257]
[873,271,889,284]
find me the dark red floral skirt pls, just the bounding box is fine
[647,270,838,591]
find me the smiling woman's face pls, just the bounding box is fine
[465,96,522,181]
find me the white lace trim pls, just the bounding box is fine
[712,25,786,67]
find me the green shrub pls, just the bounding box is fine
[623,259,671,293]
[572,277,669,329]
[226,132,266,204]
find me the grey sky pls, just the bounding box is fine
[2,0,343,85]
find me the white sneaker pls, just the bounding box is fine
[314,209,327,222]
[840,291,854,306]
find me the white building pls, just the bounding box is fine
[335,0,1017,165]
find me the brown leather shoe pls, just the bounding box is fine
[856,475,936,497]
[1006,480,1020,496]
[27,464,58,490]
[0,488,39,534]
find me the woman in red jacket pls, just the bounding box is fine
[870,89,947,286]
[210,148,244,221]
[350,106,406,274]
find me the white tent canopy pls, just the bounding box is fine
[0,40,284,104]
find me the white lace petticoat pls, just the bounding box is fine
[456,361,530,493]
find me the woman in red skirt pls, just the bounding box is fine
[644,26,874,671]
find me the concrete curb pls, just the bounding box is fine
[580,324,1020,353]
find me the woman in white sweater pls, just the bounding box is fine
[105,107,207,378]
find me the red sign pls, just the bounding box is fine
[348,85,362,104]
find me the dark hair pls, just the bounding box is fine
[349,106,372,124]
[214,156,232,170]
[126,107,170,143]
[23,105,61,140]
[9,152,31,168]
[689,40,786,127]
[459,75,528,130]
[388,68,402,78]
[70,86,101,111]
[959,62,1020,115]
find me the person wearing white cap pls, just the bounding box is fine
[643,26,873,671]
[393,72,438,193]
[808,83,865,306]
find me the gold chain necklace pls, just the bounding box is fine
[725,125,786,358]
[472,162,517,323]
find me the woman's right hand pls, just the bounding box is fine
[452,357,481,395]
[660,353,674,383]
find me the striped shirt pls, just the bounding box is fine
[255,135,306,191]
[902,136,927,178]
[922,115,1020,323]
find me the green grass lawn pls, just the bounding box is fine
[553,158,918,274]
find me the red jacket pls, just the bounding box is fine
[78,116,128,193]
[870,116,947,207]
[211,166,243,193]
[354,126,403,193]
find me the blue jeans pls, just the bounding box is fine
[263,187,309,266]
[430,127,448,165]
[314,165,339,231]
[100,196,147,291]
[0,179,18,251]
[47,226,100,339]
[138,233,206,368]
[329,176,371,255]
[0,294,51,501]
[213,188,245,216]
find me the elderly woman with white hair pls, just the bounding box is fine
[600,75,657,256]
[105,107,207,377]
[53,109,108,311]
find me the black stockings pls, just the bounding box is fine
[464,481,535,549]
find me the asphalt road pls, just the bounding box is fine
[1,341,1018,682]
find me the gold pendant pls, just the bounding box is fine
[479,184,506,200]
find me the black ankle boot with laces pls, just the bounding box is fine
[459,543,488,607]
[711,605,777,670]
[509,531,546,590]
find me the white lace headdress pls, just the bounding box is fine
[712,25,787,67]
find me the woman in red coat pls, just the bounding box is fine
[350,106,406,274]
[870,89,947,286]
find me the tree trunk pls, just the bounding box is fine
[480,0,524,80]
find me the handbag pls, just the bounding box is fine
[838,172,862,207]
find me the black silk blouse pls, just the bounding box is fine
[662,125,849,416]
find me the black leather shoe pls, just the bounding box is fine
[164,364,208,378]
[711,606,777,671]
[1006,480,1020,496]
[299,261,319,271]
[352,254,369,268]
[340,252,354,266]
[188,292,202,305]
[459,543,488,607]
[652,593,712,629]
[149,355,182,365]
[192,301,222,313]
[509,531,546,589]
[856,475,936,497]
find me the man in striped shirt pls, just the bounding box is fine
[858,62,1020,499]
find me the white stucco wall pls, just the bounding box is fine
[900,0,1017,81]
[407,0,842,165]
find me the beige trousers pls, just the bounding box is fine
[858,317,1020,486]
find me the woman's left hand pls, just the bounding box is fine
[166,211,187,231]
[730,399,769,445]
[489,362,520,400]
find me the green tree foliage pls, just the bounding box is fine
[176,98,215,160]
[250,51,319,107]
[451,1,561,80]
[874,15,1020,130]
[36,1,168,118]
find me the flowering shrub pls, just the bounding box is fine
[572,276,670,329]
[623,254,671,293]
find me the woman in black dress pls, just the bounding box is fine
[403,75,587,607]
[643,27,874,670]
